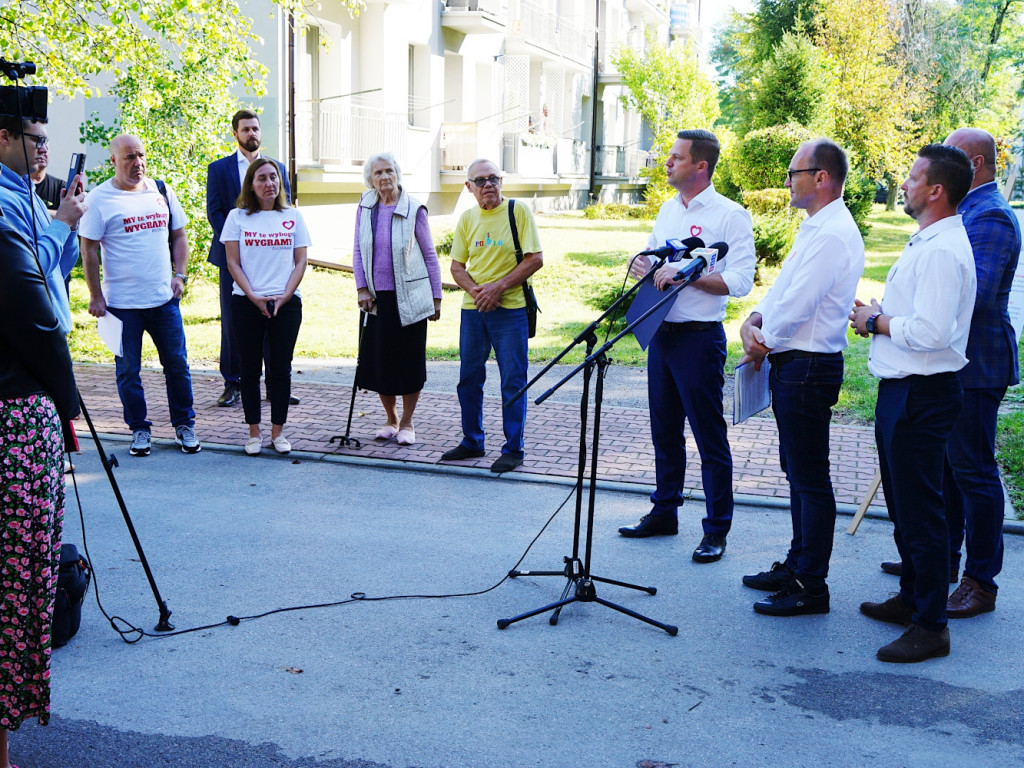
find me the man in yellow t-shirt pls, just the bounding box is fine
[440,158,544,473]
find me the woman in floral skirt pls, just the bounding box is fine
[0,217,80,767]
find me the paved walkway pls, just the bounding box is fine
[73,361,886,511]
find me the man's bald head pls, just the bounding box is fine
[109,134,147,190]
[945,127,997,189]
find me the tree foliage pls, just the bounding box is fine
[0,0,361,280]
[748,33,832,134]
[613,34,721,207]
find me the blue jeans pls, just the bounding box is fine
[770,352,843,590]
[945,386,1007,592]
[107,298,195,432]
[456,307,528,457]
[647,322,733,535]
[875,373,962,631]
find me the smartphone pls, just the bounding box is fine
[66,420,80,453]
[65,152,86,195]
[266,299,276,316]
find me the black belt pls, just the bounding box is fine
[767,350,842,366]
[659,320,721,333]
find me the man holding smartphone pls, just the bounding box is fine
[0,115,87,336]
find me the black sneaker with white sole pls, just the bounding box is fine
[129,429,151,457]
[174,424,202,454]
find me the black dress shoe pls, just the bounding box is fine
[490,453,524,473]
[753,579,830,616]
[618,513,678,538]
[440,444,486,462]
[289,395,300,405]
[217,385,240,407]
[692,533,726,563]
[881,560,958,583]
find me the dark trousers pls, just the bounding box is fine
[231,295,302,426]
[647,322,732,535]
[875,373,963,631]
[770,352,843,591]
[219,266,271,386]
[944,386,1007,592]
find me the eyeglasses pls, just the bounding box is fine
[21,131,49,149]
[786,167,821,181]
[470,175,501,188]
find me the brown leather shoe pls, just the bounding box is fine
[877,624,950,663]
[946,576,996,618]
[860,594,915,625]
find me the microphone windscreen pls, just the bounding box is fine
[679,236,705,252]
[706,241,729,259]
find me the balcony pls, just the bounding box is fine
[297,101,408,168]
[506,0,592,65]
[595,144,653,178]
[441,0,507,34]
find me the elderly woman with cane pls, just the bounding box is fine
[0,217,80,768]
[353,152,442,445]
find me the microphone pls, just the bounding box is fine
[637,236,704,261]
[672,241,729,282]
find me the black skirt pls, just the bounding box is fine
[354,290,428,396]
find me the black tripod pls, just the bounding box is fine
[330,311,368,449]
[497,254,713,634]
[77,395,174,632]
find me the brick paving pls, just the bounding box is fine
[72,361,886,509]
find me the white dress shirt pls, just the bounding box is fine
[646,184,756,322]
[236,149,261,186]
[753,197,865,353]
[868,215,977,379]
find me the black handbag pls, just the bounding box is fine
[507,199,540,338]
[53,543,90,648]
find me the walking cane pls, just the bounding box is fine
[330,310,369,449]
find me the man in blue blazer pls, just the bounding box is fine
[206,109,293,406]
[940,127,1021,617]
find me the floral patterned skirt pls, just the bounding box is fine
[0,394,65,730]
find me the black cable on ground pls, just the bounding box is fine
[68,467,578,643]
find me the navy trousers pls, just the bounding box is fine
[875,373,962,631]
[770,352,843,591]
[944,386,1007,593]
[647,322,733,535]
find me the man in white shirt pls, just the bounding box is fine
[206,110,292,407]
[851,143,976,663]
[80,134,201,457]
[739,139,865,616]
[617,129,756,564]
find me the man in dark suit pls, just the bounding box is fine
[206,109,293,406]
[940,127,1021,617]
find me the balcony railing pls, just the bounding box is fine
[441,122,480,171]
[442,0,505,13]
[297,101,407,167]
[510,0,591,63]
[595,145,652,178]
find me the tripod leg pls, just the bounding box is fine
[549,576,576,625]
[592,596,678,636]
[497,596,577,629]
[590,573,657,595]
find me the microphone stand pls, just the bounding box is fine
[77,394,174,632]
[497,256,708,635]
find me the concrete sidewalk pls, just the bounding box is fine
[10,445,1024,767]
[72,359,889,514]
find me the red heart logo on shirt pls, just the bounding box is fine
[690,225,702,237]
[282,220,295,230]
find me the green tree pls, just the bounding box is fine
[613,34,721,208]
[748,32,832,133]
[0,0,360,280]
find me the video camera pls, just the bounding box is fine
[0,58,47,121]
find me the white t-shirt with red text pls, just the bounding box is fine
[220,207,311,297]
[78,177,188,309]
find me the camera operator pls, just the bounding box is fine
[0,114,87,335]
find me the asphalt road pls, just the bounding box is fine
[10,441,1023,768]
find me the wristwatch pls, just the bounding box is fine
[174,272,188,284]
[866,312,881,334]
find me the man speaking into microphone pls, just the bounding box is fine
[617,129,755,565]
[738,139,864,615]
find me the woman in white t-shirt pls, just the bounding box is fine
[221,158,310,455]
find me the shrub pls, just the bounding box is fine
[582,203,654,221]
[733,123,815,192]
[741,188,791,216]
[752,208,802,269]
[433,227,455,256]
[843,168,875,237]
